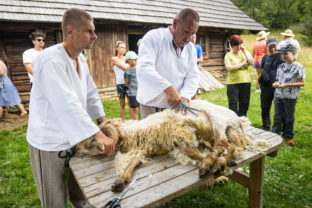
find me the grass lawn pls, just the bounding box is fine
[1,33,311,208]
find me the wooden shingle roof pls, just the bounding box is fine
[0,0,266,31]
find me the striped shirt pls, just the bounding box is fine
[274,62,305,99]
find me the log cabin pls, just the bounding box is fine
[0,0,266,102]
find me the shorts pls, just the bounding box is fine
[253,61,261,69]
[128,96,139,108]
[116,84,127,99]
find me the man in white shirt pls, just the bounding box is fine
[136,8,200,119]
[22,32,45,88]
[27,8,114,208]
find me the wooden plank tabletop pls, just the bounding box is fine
[70,127,283,208]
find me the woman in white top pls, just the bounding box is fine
[111,41,129,121]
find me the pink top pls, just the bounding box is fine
[253,39,267,62]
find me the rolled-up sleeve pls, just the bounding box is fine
[137,31,172,104]
[39,60,99,146]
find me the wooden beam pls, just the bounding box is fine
[229,170,249,188]
[248,157,265,208]
[267,151,278,158]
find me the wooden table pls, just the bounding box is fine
[70,126,283,208]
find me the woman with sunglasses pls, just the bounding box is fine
[22,32,45,88]
[111,41,129,121]
[0,49,28,120]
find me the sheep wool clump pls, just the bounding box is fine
[77,99,271,192]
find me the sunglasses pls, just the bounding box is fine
[36,38,45,42]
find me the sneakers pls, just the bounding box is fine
[255,88,261,93]
[285,138,295,147]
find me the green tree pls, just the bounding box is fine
[231,0,312,46]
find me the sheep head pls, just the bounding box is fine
[76,119,120,155]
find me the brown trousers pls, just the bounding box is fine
[28,144,89,208]
[139,104,166,119]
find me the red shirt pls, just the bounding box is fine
[253,39,267,62]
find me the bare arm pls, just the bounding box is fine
[0,61,5,77]
[241,46,254,65]
[24,63,33,74]
[224,58,247,72]
[124,79,129,87]
[111,57,129,71]
[275,78,305,88]
[197,56,204,63]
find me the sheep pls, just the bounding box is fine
[77,99,268,192]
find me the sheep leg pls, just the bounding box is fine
[111,157,141,192]
[185,146,217,178]
[212,146,237,178]
[226,145,237,167]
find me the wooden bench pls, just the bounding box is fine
[70,126,283,208]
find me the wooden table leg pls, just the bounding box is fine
[248,156,264,208]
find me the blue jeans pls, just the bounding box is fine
[272,97,297,139]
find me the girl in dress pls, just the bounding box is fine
[0,49,27,120]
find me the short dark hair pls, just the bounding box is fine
[176,8,200,23]
[230,35,243,47]
[29,32,45,41]
[62,8,93,36]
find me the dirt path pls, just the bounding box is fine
[0,113,29,131]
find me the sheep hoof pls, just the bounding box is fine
[199,168,210,178]
[111,180,125,192]
[229,159,237,167]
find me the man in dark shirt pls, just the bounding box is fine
[259,37,283,131]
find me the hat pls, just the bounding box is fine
[281,29,295,37]
[125,51,138,60]
[278,44,297,53]
[266,37,279,46]
[256,31,270,41]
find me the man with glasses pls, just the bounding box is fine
[22,32,45,88]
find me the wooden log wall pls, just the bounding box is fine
[88,24,128,89]
[200,32,229,83]
[0,22,60,102]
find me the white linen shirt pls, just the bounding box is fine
[136,27,200,108]
[27,43,105,151]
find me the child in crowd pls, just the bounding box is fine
[124,51,139,120]
[272,44,305,147]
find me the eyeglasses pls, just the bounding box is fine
[36,38,45,42]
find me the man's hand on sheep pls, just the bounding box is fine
[94,130,114,154]
[96,116,107,125]
[164,86,181,108]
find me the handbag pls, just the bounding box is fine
[258,54,277,86]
